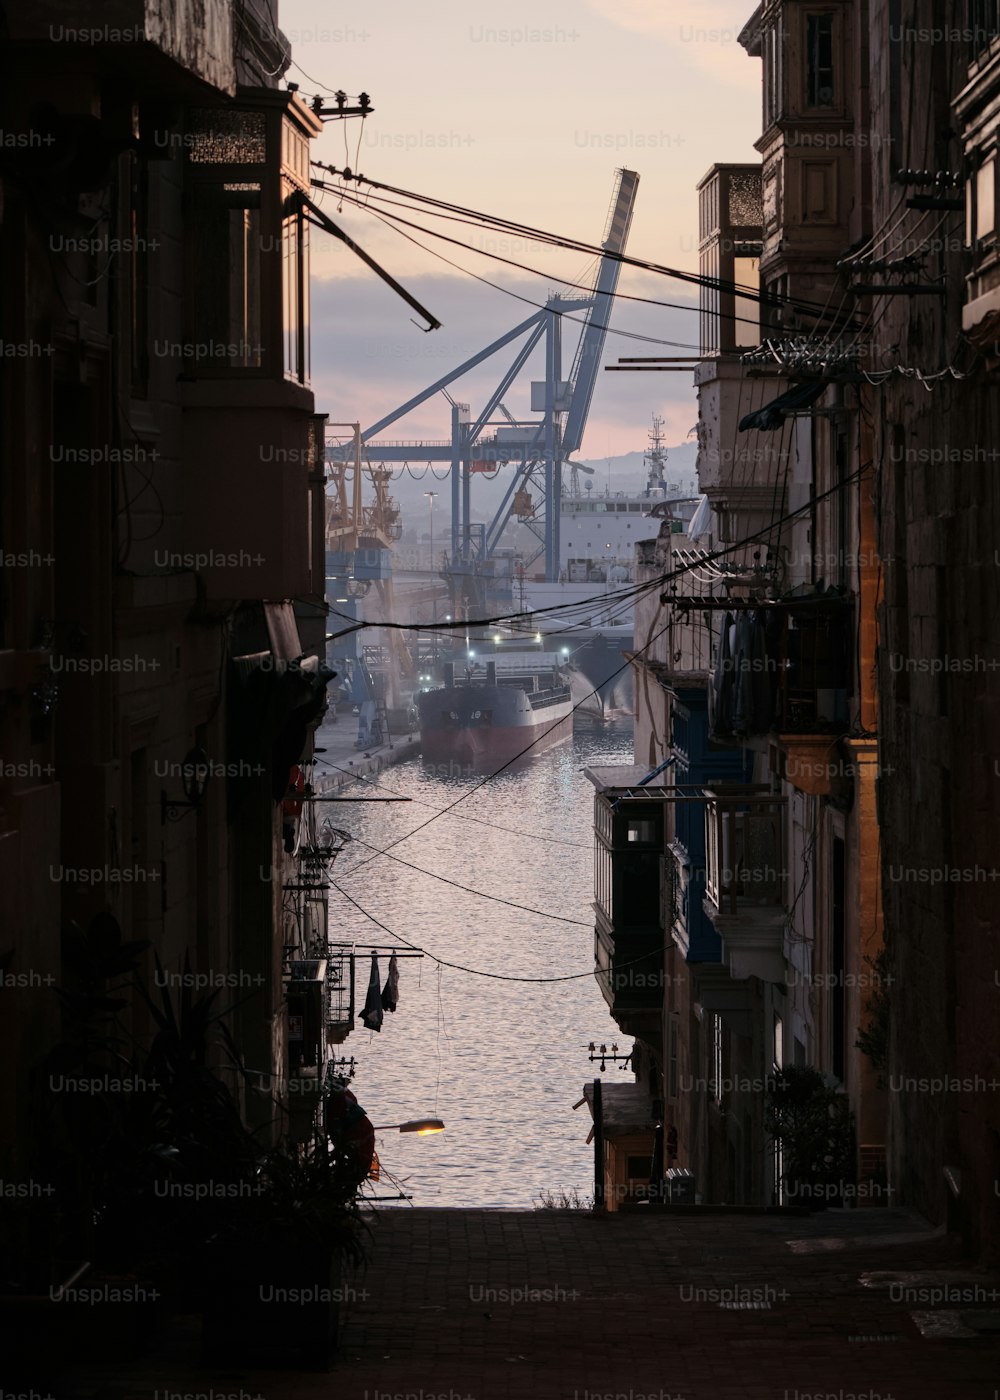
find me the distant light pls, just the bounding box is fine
[335,597,349,602]
[535,632,542,642]
[561,647,569,655]
[445,614,452,621]
[494,634,502,643]
[374,1117,445,1135]
[468,650,476,659]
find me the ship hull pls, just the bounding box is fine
[417,682,573,770]
[571,633,634,716]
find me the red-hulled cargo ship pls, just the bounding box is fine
[416,660,573,768]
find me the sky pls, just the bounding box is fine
[280,0,761,455]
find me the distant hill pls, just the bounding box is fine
[575,440,699,496]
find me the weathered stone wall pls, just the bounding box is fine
[868,0,1000,1262]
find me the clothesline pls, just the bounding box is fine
[328,942,424,957]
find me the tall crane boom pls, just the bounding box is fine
[562,169,639,456]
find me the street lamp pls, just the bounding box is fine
[373,1117,445,1135]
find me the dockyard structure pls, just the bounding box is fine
[0,0,340,1191]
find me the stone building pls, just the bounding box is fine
[0,0,341,1206]
[589,1,999,1261]
[867,0,1000,1263]
[589,0,887,1211]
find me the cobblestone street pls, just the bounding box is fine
[64,1207,1000,1400]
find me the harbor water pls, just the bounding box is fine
[323,721,635,1208]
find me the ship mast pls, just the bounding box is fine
[644,415,668,498]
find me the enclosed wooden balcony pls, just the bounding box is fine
[589,776,666,1036]
[703,784,786,983]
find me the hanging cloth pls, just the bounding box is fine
[359,952,383,1032]
[381,954,399,1012]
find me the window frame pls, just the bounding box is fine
[804,11,837,110]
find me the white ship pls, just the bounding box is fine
[517,418,699,719]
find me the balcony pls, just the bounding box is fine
[708,597,852,744]
[697,164,763,358]
[590,779,665,1037]
[284,958,329,1097]
[703,785,786,983]
[324,944,356,1045]
[176,93,325,603]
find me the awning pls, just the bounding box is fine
[738,379,827,431]
[686,493,712,545]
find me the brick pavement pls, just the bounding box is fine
[56,1207,1000,1400]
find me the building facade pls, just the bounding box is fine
[590,0,889,1215]
[0,0,342,1222]
[591,0,999,1262]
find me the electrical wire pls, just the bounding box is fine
[324,188,703,351]
[335,834,591,923]
[315,176,862,339]
[311,166,866,330]
[330,880,662,984]
[328,454,873,885]
[324,456,872,648]
[313,758,589,846]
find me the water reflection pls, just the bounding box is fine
[326,722,635,1207]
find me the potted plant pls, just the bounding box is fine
[764,1065,856,1210]
[201,1128,371,1370]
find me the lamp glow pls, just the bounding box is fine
[373,1117,445,1135]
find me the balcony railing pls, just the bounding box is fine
[704,786,786,918]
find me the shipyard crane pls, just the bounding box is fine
[327,170,639,595]
[325,423,414,722]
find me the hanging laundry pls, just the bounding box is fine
[359,952,383,1032]
[381,953,399,1012]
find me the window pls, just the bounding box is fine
[732,255,760,349]
[627,820,657,844]
[975,157,996,242]
[190,181,263,368]
[806,14,835,107]
[595,839,613,918]
[773,1013,783,1071]
[184,100,317,379]
[701,238,720,355]
[282,191,310,383]
[763,21,784,128]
